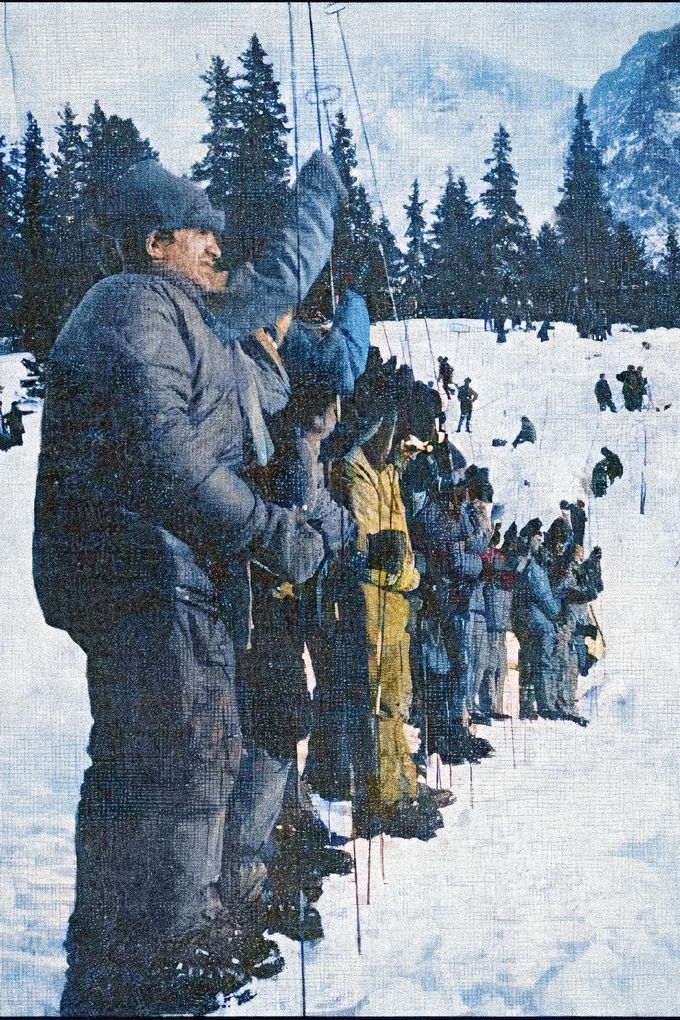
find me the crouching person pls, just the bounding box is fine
[34,154,344,1016]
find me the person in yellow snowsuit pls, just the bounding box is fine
[338,415,421,820]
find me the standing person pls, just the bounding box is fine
[5,401,27,446]
[616,364,638,411]
[511,518,563,720]
[595,374,617,412]
[33,152,345,1016]
[336,410,443,839]
[455,377,478,434]
[634,367,647,411]
[494,309,507,344]
[437,355,455,399]
[537,320,552,342]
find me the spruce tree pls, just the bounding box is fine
[555,94,615,333]
[611,221,650,325]
[479,124,533,332]
[52,103,88,328]
[426,169,480,317]
[402,179,426,316]
[0,135,21,336]
[232,35,291,260]
[531,222,564,319]
[192,56,241,261]
[14,113,57,354]
[84,100,158,192]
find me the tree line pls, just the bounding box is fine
[2,35,679,354]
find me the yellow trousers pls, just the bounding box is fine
[364,584,417,815]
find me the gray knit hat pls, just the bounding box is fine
[96,159,225,238]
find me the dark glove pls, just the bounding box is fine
[367,529,407,575]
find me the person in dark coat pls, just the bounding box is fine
[511,415,536,449]
[595,374,617,412]
[437,355,454,399]
[560,499,587,555]
[34,153,345,1016]
[602,446,623,484]
[5,401,27,446]
[537,320,552,342]
[591,447,622,498]
[456,377,478,433]
[616,365,640,411]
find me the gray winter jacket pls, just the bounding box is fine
[33,155,345,640]
[511,556,562,635]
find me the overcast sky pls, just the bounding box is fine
[0,2,678,171]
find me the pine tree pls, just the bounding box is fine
[372,213,404,320]
[77,101,158,283]
[555,94,615,334]
[231,35,291,260]
[611,221,650,325]
[479,124,533,331]
[84,100,158,192]
[192,56,241,260]
[0,135,21,336]
[402,179,426,316]
[426,169,480,317]
[531,222,564,319]
[52,103,88,328]
[14,113,57,353]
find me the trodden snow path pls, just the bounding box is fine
[1,320,679,1016]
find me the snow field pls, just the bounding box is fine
[0,318,679,1015]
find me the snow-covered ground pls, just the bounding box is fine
[2,320,680,1017]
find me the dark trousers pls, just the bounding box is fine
[456,408,472,432]
[61,599,244,1015]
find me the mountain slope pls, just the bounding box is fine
[590,25,680,255]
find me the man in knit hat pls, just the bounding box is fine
[34,151,346,1014]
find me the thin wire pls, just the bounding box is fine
[307,1,336,312]
[288,2,302,309]
[307,2,324,151]
[3,2,20,136]
[333,10,414,364]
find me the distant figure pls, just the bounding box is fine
[592,447,623,497]
[5,401,27,447]
[602,446,623,484]
[559,498,587,555]
[591,458,608,498]
[591,308,607,342]
[495,311,507,344]
[437,356,454,399]
[512,416,536,449]
[616,364,642,411]
[482,300,493,332]
[537,320,552,342]
[456,377,478,433]
[595,374,617,413]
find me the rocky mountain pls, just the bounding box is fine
[590,24,680,256]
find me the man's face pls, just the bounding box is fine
[146,228,224,291]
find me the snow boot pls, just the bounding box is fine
[267,900,325,943]
[382,786,444,841]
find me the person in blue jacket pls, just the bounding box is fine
[33,152,346,1015]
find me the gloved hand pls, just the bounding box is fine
[253,503,324,584]
[297,150,348,207]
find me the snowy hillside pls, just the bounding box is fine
[2,320,680,1016]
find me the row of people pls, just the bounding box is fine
[34,154,604,1017]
